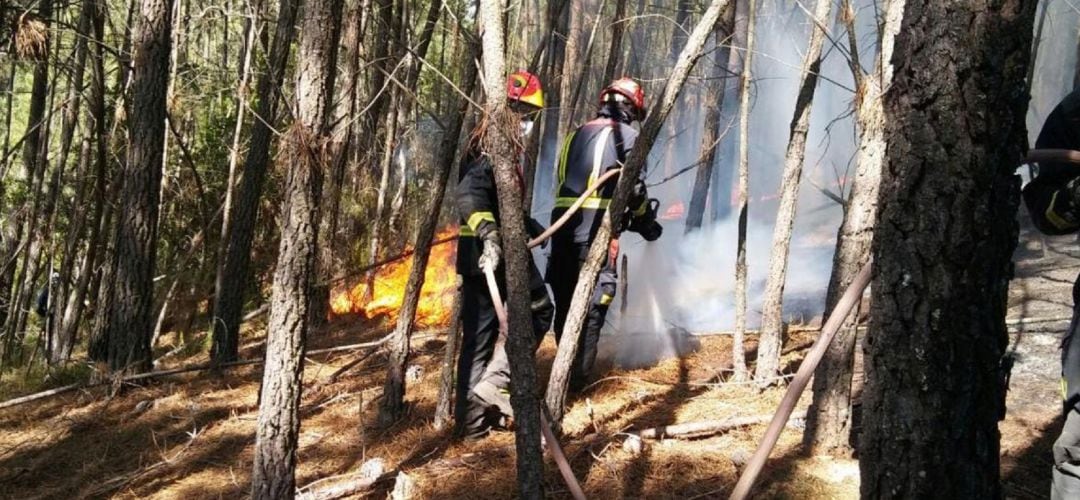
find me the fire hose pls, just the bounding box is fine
[474,168,625,500]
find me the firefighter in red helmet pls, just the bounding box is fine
[453,70,553,439]
[546,77,663,393]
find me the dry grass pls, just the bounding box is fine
[0,314,1054,499]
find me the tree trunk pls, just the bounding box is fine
[379,30,477,425]
[753,0,831,387]
[804,0,902,457]
[434,277,463,431]
[250,0,342,494]
[684,9,734,234]
[101,0,174,374]
[732,0,755,383]
[545,0,735,425]
[210,0,300,363]
[556,0,584,143]
[3,0,54,359]
[859,0,1035,496]
[477,1,544,496]
[601,0,627,89]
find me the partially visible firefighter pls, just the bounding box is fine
[453,70,554,439]
[1022,88,1080,499]
[546,78,663,392]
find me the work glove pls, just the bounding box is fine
[478,230,502,271]
[627,198,663,242]
[527,217,549,248]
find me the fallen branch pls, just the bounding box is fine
[1005,314,1071,326]
[0,331,443,410]
[631,411,807,440]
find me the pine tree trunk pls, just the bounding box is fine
[379,31,477,425]
[601,0,627,86]
[753,0,831,387]
[684,10,734,234]
[477,2,544,496]
[804,0,902,457]
[434,277,463,431]
[250,0,342,494]
[102,0,174,374]
[732,0,755,383]
[210,0,300,363]
[545,0,734,425]
[859,0,1035,496]
[556,0,584,143]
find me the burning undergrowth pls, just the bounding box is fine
[330,227,458,327]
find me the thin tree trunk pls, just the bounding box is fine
[379,30,476,424]
[433,277,463,430]
[3,0,54,358]
[556,0,584,143]
[477,1,544,495]
[753,0,832,387]
[684,9,734,234]
[601,0,627,88]
[545,0,735,425]
[210,0,300,363]
[804,0,901,457]
[250,0,342,493]
[732,0,755,383]
[859,0,1035,496]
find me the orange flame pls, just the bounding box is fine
[662,201,686,220]
[331,227,458,327]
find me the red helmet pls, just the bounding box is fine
[507,70,544,109]
[599,77,645,116]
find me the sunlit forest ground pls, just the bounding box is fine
[0,223,1070,499]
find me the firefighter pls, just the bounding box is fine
[1022,88,1080,499]
[453,70,554,439]
[546,78,663,393]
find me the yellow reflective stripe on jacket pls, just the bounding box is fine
[554,197,610,210]
[466,211,496,232]
[1046,191,1078,231]
[459,224,476,237]
[557,131,577,187]
[631,198,648,216]
[599,293,614,306]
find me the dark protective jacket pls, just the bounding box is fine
[1025,90,1080,235]
[550,109,649,251]
[454,150,539,276]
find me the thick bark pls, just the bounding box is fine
[210,0,300,363]
[684,11,734,234]
[478,1,545,496]
[101,0,174,374]
[753,0,831,387]
[732,0,755,383]
[249,0,342,494]
[859,1,1035,496]
[379,32,477,425]
[805,0,902,457]
[545,0,734,424]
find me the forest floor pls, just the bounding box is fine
[0,221,1072,499]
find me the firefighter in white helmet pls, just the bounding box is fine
[546,78,663,393]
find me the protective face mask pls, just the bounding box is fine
[520,118,535,138]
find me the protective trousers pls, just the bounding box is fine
[454,261,552,438]
[547,240,618,392]
[1054,274,1080,498]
